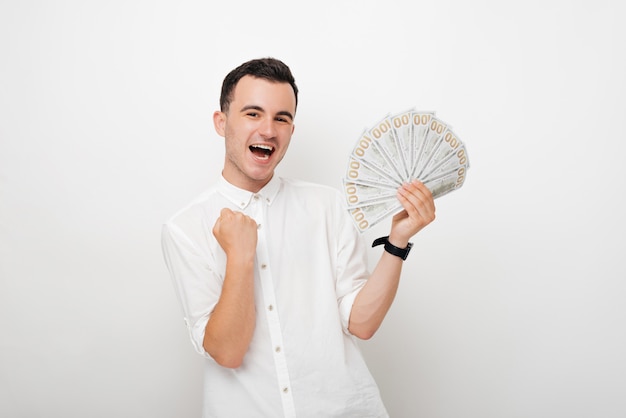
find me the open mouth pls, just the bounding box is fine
[249,144,275,160]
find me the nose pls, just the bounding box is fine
[258,117,277,139]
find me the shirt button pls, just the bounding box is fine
[268,305,273,311]
[261,264,267,269]
[254,195,260,200]
[257,223,262,230]
[283,387,289,394]
[275,346,281,353]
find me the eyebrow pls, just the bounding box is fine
[240,105,294,122]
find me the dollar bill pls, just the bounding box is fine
[384,109,414,179]
[410,111,435,176]
[343,179,398,207]
[422,144,470,183]
[345,156,401,187]
[411,116,449,179]
[350,129,404,184]
[367,115,408,180]
[423,167,467,199]
[419,129,467,179]
[347,198,403,232]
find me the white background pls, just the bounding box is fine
[1,1,625,417]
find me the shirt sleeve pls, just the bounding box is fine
[161,222,222,358]
[332,192,370,334]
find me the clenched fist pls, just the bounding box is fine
[213,208,258,259]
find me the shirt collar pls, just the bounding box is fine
[218,175,282,210]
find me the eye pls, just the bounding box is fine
[275,114,293,124]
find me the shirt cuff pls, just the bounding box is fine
[338,288,361,335]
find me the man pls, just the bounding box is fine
[162,57,435,417]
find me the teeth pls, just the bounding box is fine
[250,144,274,159]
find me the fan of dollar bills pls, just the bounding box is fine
[344,109,469,232]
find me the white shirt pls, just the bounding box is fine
[162,176,389,418]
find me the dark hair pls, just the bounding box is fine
[219,57,299,112]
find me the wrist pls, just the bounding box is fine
[225,248,256,264]
[387,234,409,249]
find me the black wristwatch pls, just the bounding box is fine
[372,236,413,260]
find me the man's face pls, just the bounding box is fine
[214,75,296,192]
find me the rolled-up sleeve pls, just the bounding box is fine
[161,223,221,358]
[333,194,370,334]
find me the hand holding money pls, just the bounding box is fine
[344,110,469,232]
[389,180,436,245]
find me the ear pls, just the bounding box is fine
[213,111,226,137]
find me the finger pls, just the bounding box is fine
[400,181,435,212]
[396,189,421,219]
[214,208,234,235]
[397,182,435,220]
[220,207,234,218]
[238,212,257,229]
[397,182,426,209]
[404,180,433,202]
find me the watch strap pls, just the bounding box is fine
[372,236,413,260]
